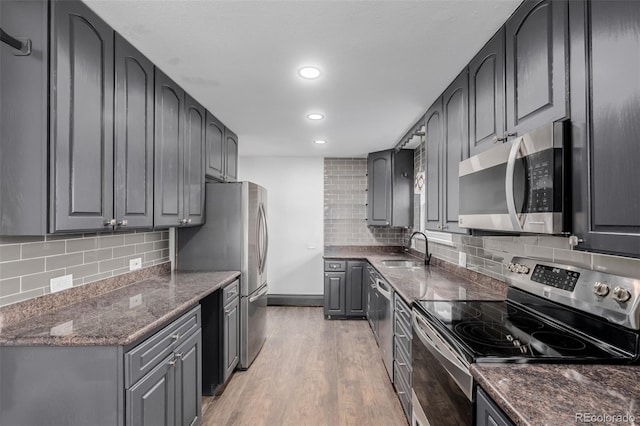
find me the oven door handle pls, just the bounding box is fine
[505,136,524,232]
[412,312,474,401]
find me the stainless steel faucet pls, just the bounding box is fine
[406,231,432,265]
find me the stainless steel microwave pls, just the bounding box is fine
[458,121,569,234]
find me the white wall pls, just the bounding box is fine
[239,157,324,295]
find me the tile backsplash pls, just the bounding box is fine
[407,141,640,281]
[324,157,407,246]
[0,231,170,307]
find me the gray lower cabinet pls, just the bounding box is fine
[366,149,414,227]
[50,0,115,232]
[393,294,412,420]
[324,260,368,319]
[324,271,346,317]
[505,0,568,137]
[0,306,202,426]
[476,387,514,426]
[126,306,202,426]
[425,69,470,234]
[569,0,640,258]
[222,281,240,383]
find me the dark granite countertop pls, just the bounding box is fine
[0,270,240,347]
[472,363,640,425]
[324,246,507,304]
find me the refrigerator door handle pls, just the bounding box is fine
[257,204,268,274]
[262,204,269,272]
[249,285,268,303]
[256,205,264,273]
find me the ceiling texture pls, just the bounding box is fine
[84,0,522,157]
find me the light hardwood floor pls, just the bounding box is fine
[201,306,408,426]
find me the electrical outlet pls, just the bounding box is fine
[129,257,142,271]
[458,252,467,268]
[50,274,73,293]
[129,294,142,308]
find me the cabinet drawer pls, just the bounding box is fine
[222,279,240,306]
[394,335,412,381]
[125,306,201,388]
[324,260,346,272]
[394,294,411,327]
[394,319,412,364]
[393,359,412,419]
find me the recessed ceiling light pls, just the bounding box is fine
[314,140,327,145]
[307,113,324,120]
[298,66,321,79]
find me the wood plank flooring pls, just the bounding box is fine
[201,306,408,426]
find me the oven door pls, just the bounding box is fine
[411,309,473,426]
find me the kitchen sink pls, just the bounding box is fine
[380,260,423,268]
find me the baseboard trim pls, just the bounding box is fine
[267,294,324,307]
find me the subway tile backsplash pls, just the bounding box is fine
[0,230,170,307]
[407,141,640,281]
[324,158,407,246]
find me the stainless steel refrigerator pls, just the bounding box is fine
[177,182,268,369]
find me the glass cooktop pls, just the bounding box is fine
[414,298,635,363]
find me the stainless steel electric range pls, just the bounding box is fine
[411,256,640,426]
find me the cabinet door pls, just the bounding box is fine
[183,94,205,226]
[442,69,470,235]
[175,330,202,426]
[50,0,114,232]
[469,28,506,156]
[127,355,176,426]
[205,112,225,181]
[114,34,154,229]
[569,0,640,257]
[154,69,185,228]
[225,129,239,182]
[345,262,366,317]
[424,98,443,231]
[323,272,346,316]
[476,387,514,426]
[222,297,240,383]
[367,150,392,226]
[505,0,568,136]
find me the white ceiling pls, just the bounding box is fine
[83,0,521,157]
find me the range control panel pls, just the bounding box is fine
[505,256,640,330]
[531,264,580,292]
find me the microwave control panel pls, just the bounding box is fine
[526,149,558,213]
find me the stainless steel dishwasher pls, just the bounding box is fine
[376,276,394,382]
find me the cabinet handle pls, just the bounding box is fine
[171,334,180,340]
[175,353,183,359]
[117,220,128,226]
[0,27,31,55]
[492,136,507,144]
[187,218,192,223]
[505,132,517,140]
[105,219,116,227]
[168,359,177,367]
[397,362,407,367]
[396,334,406,338]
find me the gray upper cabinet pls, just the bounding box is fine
[205,112,225,181]
[366,149,413,227]
[424,70,469,234]
[569,0,640,258]
[50,0,114,232]
[114,34,154,229]
[184,94,206,226]
[205,115,238,183]
[469,28,506,156]
[424,99,443,232]
[442,69,470,234]
[0,0,49,235]
[367,150,392,226]
[225,129,239,182]
[154,68,185,228]
[505,0,569,137]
